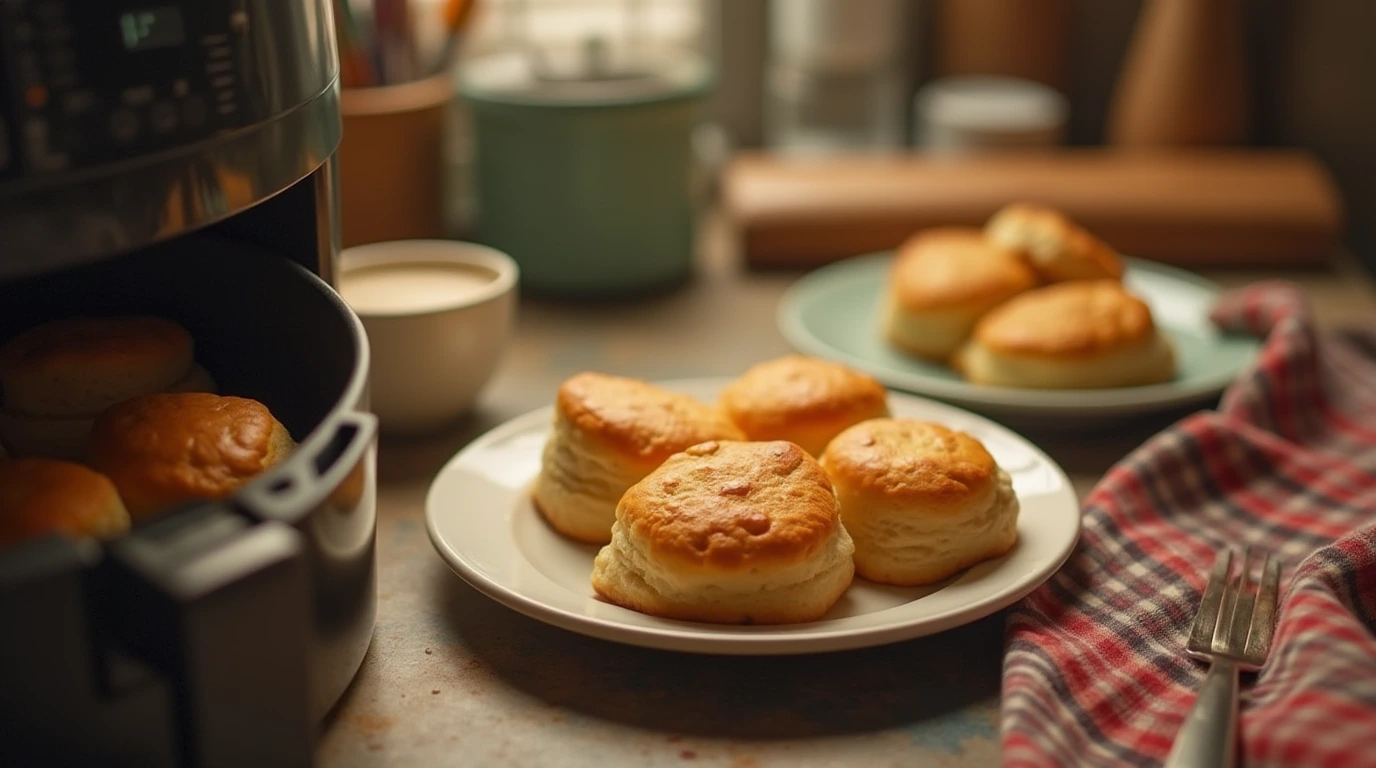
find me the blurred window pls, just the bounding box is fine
[405,0,704,59]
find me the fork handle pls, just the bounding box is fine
[1164,660,1239,768]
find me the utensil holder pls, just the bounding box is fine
[338,75,452,248]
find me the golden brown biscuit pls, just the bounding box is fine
[532,372,746,544]
[88,392,294,521]
[0,458,131,549]
[821,419,1019,586]
[719,355,890,456]
[882,228,1038,360]
[985,203,1124,283]
[953,280,1175,389]
[0,362,218,462]
[591,440,855,624]
[0,315,195,417]
[0,316,212,461]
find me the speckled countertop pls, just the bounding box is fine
[314,228,1376,767]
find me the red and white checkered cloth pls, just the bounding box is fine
[1002,281,1376,767]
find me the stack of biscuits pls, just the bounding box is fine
[0,315,295,550]
[532,355,1022,626]
[881,203,1176,389]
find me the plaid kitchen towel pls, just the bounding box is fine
[1002,281,1376,767]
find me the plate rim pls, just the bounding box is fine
[776,252,1260,416]
[424,378,1082,655]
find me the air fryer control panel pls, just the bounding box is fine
[0,0,259,181]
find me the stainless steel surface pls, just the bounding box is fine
[0,0,341,282]
[0,84,341,281]
[106,511,315,768]
[243,404,378,723]
[201,153,343,279]
[1165,548,1281,768]
[0,536,178,766]
[1184,548,1281,671]
[316,155,344,285]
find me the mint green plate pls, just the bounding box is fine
[777,253,1262,424]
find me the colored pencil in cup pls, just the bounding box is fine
[333,0,377,87]
[429,0,478,77]
[373,0,418,84]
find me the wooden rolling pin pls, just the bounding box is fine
[1107,0,1250,146]
[722,150,1343,268]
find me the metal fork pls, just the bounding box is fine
[1164,547,1282,768]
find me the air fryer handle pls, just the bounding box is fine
[105,506,315,768]
[243,409,378,521]
[305,409,377,490]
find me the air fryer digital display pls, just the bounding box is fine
[118,7,187,51]
[0,0,257,181]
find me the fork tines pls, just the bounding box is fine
[1185,546,1282,670]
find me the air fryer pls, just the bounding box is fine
[0,2,378,766]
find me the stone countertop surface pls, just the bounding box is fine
[316,232,1376,767]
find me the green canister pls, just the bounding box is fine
[459,45,713,300]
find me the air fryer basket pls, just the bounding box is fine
[0,234,376,766]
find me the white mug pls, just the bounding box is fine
[337,240,519,434]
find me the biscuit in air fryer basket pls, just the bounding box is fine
[88,392,294,522]
[0,315,217,460]
[0,458,131,549]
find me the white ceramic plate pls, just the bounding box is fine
[425,379,1080,655]
[777,254,1262,425]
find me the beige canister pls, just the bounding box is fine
[338,75,452,248]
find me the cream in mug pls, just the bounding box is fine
[338,262,497,314]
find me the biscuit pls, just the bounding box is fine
[882,228,1038,360]
[532,372,746,544]
[591,440,855,624]
[821,418,1019,586]
[719,355,889,456]
[953,280,1175,389]
[0,315,195,417]
[0,458,131,549]
[88,392,294,521]
[985,203,1124,283]
[0,362,217,461]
